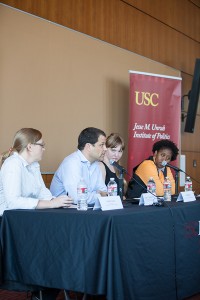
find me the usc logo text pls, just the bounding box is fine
[135,91,159,107]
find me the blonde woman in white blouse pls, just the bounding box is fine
[0,128,72,215]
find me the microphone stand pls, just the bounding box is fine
[119,168,159,202]
[118,170,125,201]
[174,170,179,195]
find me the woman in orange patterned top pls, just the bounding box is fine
[127,140,179,198]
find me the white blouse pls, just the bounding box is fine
[0,152,52,215]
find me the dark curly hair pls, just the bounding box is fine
[152,140,179,161]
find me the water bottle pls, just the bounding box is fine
[147,177,156,195]
[163,177,171,201]
[107,178,118,196]
[185,176,192,192]
[77,178,88,211]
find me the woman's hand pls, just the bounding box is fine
[36,195,73,209]
[51,195,73,208]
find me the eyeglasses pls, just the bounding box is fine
[33,142,45,148]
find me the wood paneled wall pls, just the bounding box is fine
[1,0,200,185]
[41,173,54,189]
[1,0,199,73]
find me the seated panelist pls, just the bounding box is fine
[126,139,179,198]
[0,128,73,300]
[0,128,72,216]
[99,133,127,195]
[50,127,107,204]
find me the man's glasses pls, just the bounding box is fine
[33,142,45,148]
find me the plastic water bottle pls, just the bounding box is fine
[107,178,118,196]
[163,177,171,201]
[185,176,192,192]
[147,177,156,195]
[77,178,88,211]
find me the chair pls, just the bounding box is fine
[64,290,87,300]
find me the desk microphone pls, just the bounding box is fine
[162,160,200,187]
[109,160,161,205]
[161,161,183,172]
[109,160,128,173]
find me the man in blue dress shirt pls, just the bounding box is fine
[50,127,107,205]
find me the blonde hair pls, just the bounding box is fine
[106,133,125,151]
[1,128,42,166]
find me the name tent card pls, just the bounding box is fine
[177,191,196,202]
[139,193,157,206]
[94,195,123,211]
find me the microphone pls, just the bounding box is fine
[161,160,200,189]
[109,160,164,205]
[109,160,162,205]
[109,160,127,173]
[161,161,182,172]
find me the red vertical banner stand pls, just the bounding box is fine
[127,71,182,175]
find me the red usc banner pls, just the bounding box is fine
[127,71,182,175]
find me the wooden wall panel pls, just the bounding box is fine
[124,0,200,41]
[42,174,54,189]
[116,0,199,74]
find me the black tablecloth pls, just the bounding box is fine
[172,201,200,299]
[1,199,200,300]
